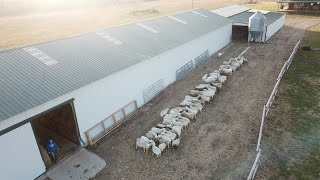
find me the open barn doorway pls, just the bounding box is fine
[31,102,80,169]
[232,25,249,42]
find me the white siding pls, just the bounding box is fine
[0,123,46,180]
[266,15,285,41]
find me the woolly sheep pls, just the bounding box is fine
[158,143,166,152]
[181,111,196,120]
[151,127,165,135]
[151,141,161,157]
[172,138,181,149]
[160,108,169,118]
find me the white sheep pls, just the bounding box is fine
[160,108,169,118]
[136,138,152,153]
[158,135,172,147]
[172,138,181,149]
[211,82,223,90]
[161,132,176,141]
[146,131,157,140]
[200,94,211,103]
[181,111,196,120]
[202,74,208,82]
[151,141,161,157]
[180,100,192,107]
[151,127,165,135]
[185,106,198,115]
[158,143,166,152]
[218,75,227,84]
[171,126,182,137]
[219,67,233,76]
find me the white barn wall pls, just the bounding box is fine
[0,123,46,180]
[73,23,232,143]
[266,15,285,41]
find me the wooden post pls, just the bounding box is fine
[85,132,93,145]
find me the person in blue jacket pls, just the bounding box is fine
[46,139,59,163]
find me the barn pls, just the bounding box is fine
[212,5,285,42]
[0,9,233,179]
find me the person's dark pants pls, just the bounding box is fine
[48,151,57,163]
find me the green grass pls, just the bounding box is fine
[263,24,320,179]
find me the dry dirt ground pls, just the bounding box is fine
[88,19,319,180]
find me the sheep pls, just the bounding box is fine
[163,116,177,125]
[172,138,181,149]
[161,132,176,141]
[181,110,196,120]
[180,100,192,107]
[218,52,223,58]
[172,121,185,129]
[211,82,223,90]
[158,135,172,147]
[158,143,166,152]
[185,106,198,115]
[171,126,182,137]
[195,84,209,91]
[191,102,203,112]
[146,131,157,140]
[136,138,152,153]
[219,67,233,76]
[202,74,208,82]
[200,94,211,103]
[176,118,190,129]
[151,141,161,157]
[165,131,177,139]
[230,61,241,69]
[151,127,165,135]
[190,89,203,97]
[140,136,153,143]
[218,75,227,84]
[160,108,169,118]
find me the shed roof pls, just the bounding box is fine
[0,9,232,122]
[211,4,250,17]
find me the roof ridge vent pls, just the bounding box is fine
[168,16,187,24]
[191,11,208,18]
[96,32,123,45]
[23,47,58,66]
[136,23,159,33]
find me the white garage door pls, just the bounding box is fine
[0,123,46,180]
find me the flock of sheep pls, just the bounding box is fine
[136,55,248,157]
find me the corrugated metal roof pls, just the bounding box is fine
[0,9,232,122]
[228,11,284,26]
[211,4,250,17]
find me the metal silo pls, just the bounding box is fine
[248,11,266,43]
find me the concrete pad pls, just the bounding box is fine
[39,148,106,180]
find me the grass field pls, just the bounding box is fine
[257,23,320,179]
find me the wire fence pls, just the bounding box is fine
[247,40,300,180]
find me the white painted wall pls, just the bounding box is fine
[0,22,232,145]
[0,123,46,180]
[266,15,285,41]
